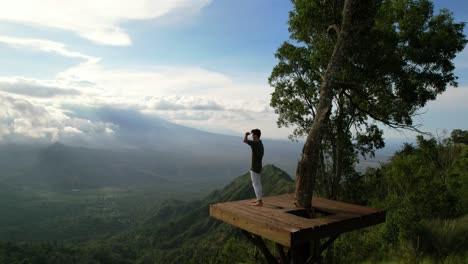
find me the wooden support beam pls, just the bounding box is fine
[241,230,278,264]
[275,243,290,264]
[301,235,340,264]
[319,235,339,254]
[285,246,292,263]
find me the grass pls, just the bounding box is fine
[416,215,468,259]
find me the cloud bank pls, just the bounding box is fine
[0,93,116,143]
[0,0,212,46]
[0,78,80,98]
[0,35,288,142]
[0,36,98,61]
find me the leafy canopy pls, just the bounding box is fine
[269,0,466,136]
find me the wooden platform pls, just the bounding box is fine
[209,193,385,248]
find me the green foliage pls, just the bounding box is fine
[135,165,295,263]
[0,165,294,264]
[333,225,388,264]
[335,134,468,263]
[416,216,468,259]
[1,140,467,264]
[271,0,467,137]
[208,238,257,264]
[269,0,466,200]
[381,136,464,240]
[451,129,468,144]
[0,184,204,242]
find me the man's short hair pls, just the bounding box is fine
[251,128,261,138]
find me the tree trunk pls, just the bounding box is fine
[293,3,379,263]
[332,95,345,200]
[294,0,379,210]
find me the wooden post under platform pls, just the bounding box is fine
[209,193,385,264]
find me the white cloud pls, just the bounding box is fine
[0,36,98,61]
[52,59,273,111]
[0,0,212,46]
[422,87,468,112]
[147,96,223,111]
[0,93,59,140]
[54,59,282,133]
[63,126,83,134]
[56,62,235,97]
[0,92,117,142]
[0,36,293,140]
[0,77,80,98]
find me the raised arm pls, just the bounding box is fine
[243,131,250,143]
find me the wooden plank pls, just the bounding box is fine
[213,203,295,232]
[225,203,301,231]
[226,201,342,230]
[263,195,296,210]
[291,213,360,245]
[210,204,293,246]
[209,193,386,248]
[313,197,380,215]
[291,212,386,246]
[266,194,379,216]
[229,204,332,232]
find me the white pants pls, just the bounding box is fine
[250,170,263,200]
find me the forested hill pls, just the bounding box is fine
[147,165,294,228]
[128,164,295,263]
[0,165,295,264]
[1,136,467,263]
[143,164,294,228]
[128,139,468,264]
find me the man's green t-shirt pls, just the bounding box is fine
[247,140,264,173]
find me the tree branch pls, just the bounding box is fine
[327,24,341,37]
[342,91,431,135]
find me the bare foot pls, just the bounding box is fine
[253,200,263,206]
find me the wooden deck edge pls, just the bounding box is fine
[291,211,386,247]
[209,195,387,248]
[209,204,293,247]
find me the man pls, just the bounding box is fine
[243,128,264,206]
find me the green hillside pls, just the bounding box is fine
[130,164,295,263]
[145,164,293,227]
[1,137,467,264]
[0,165,295,264]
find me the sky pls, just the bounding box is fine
[0,0,467,144]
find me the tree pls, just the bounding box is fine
[269,0,467,209]
[451,129,468,144]
[334,135,468,263]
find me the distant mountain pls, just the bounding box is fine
[28,143,170,189]
[0,110,302,190]
[1,108,400,190]
[54,107,304,177]
[0,143,43,180]
[0,139,299,191]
